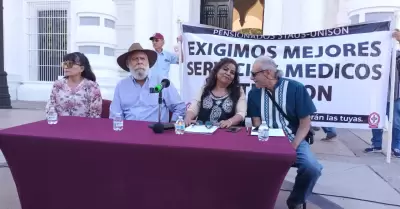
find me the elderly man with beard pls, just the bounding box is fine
[109,43,186,122]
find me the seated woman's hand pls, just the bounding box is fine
[219,120,233,129]
[184,117,196,126]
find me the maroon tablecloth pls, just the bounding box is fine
[0,116,296,209]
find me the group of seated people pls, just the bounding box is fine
[45,41,321,208]
[45,30,400,208]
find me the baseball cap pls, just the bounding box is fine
[149,33,164,40]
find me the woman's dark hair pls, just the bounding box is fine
[201,57,241,106]
[63,52,96,82]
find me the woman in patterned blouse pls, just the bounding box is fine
[45,52,102,118]
[184,57,247,128]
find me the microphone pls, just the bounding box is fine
[151,122,165,134]
[147,78,175,133]
[154,79,170,93]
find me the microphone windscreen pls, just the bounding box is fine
[161,79,170,88]
[152,122,164,133]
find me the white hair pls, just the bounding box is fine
[129,65,149,80]
[254,56,283,78]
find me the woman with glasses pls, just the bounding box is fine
[184,57,246,128]
[45,52,102,118]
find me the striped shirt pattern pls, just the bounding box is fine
[247,78,317,141]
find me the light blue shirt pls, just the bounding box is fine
[109,75,186,122]
[150,50,179,78]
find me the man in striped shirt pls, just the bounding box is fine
[247,56,321,209]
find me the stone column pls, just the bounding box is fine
[0,0,11,107]
[156,0,173,51]
[262,0,283,35]
[73,0,119,99]
[190,0,201,24]
[133,0,156,49]
[169,0,191,94]
[300,0,326,32]
[2,0,23,102]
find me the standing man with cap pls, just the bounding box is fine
[149,33,180,79]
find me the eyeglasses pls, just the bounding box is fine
[195,120,219,129]
[251,70,263,77]
[62,61,81,68]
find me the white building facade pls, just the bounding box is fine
[4,0,400,102]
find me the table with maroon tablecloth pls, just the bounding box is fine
[0,116,296,209]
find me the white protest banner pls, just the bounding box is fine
[181,21,392,129]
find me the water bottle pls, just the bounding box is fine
[258,121,269,141]
[113,113,123,131]
[175,116,185,135]
[47,106,58,125]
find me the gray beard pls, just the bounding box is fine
[130,67,148,80]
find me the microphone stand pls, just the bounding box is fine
[157,90,163,124]
[149,89,165,133]
[149,84,175,133]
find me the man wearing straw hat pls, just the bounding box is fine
[109,43,186,122]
